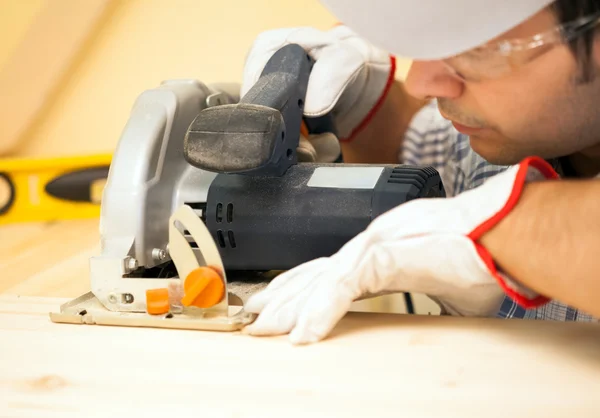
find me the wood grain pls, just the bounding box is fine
[1,295,599,417]
[0,219,99,297]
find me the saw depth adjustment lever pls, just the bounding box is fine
[183,44,334,177]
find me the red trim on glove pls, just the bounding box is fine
[339,55,397,143]
[467,156,559,309]
[469,157,559,241]
[472,243,550,308]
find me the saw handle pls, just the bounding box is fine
[238,43,337,140]
[184,43,337,176]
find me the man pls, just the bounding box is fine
[240,0,600,344]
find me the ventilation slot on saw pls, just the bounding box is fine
[216,203,223,223]
[226,203,233,223]
[227,230,236,248]
[216,229,237,249]
[387,167,427,188]
[217,230,226,248]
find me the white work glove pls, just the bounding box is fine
[243,157,558,344]
[241,25,395,141]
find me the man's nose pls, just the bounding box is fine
[405,61,464,100]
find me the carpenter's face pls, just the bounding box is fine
[404,8,600,165]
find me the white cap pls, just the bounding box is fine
[319,0,555,59]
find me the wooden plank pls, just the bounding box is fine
[0,295,599,417]
[0,0,113,155]
[0,219,98,297]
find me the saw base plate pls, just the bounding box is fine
[50,292,256,332]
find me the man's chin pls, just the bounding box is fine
[468,134,524,166]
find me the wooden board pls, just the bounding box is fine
[1,295,600,417]
[0,219,99,297]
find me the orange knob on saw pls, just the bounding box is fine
[146,288,170,315]
[181,266,225,308]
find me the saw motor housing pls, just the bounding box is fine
[182,43,445,272]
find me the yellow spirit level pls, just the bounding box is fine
[0,153,111,225]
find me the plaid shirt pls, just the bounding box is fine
[401,101,597,322]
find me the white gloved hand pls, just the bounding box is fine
[243,157,559,344]
[241,25,395,141]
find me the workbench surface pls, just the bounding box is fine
[0,219,99,298]
[2,295,600,417]
[2,220,600,417]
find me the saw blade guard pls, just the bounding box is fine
[88,79,240,315]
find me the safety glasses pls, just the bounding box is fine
[442,11,600,82]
